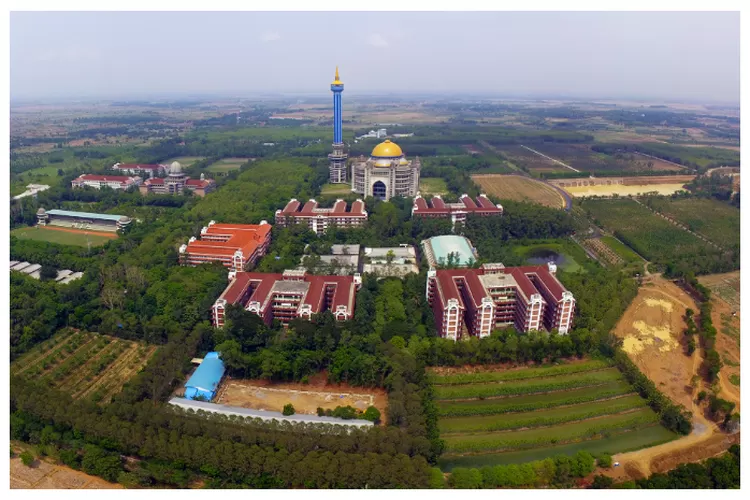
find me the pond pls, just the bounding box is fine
[523,247,571,267]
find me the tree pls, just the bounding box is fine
[596,454,612,468]
[362,406,381,423]
[591,474,614,489]
[385,249,395,265]
[39,265,58,281]
[282,403,295,416]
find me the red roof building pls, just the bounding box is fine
[275,198,368,235]
[179,221,272,272]
[412,194,503,226]
[71,174,142,190]
[426,262,575,341]
[211,269,361,328]
[112,162,167,178]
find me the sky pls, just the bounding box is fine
[10,11,741,103]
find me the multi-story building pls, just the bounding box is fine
[139,162,216,197]
[111,162,167,178]
[351,140,421,201]
[412,194,503,226]
[179,221,271,272]
[71,174,142,191]
[426,262,575,341]
[275,198,368,235]
[328,67,348,184]
[211,268,361,328]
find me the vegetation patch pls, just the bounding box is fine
[10,226,115,247]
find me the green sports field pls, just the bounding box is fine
[206,158,249,173]
[10,226,115,247]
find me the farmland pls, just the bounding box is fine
[580,198,730,273]
[10,225,116,247]
[644,197,740,248]
[432,359,677,470]
[472,174,567,209]
[11,329,158,404]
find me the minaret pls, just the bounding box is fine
[328,66,348,184]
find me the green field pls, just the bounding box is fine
[419,177,448,195]
[206,158,249,173]
[320,183,354,196]
[10,226,115,247]
[600,235,643,263]
[581,198,725,269]
[166,156,205,167]
[432,360,676,468]
[646,197,740,248]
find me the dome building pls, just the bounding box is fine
[351,140,421,201]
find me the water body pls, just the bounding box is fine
[524,248,569,267]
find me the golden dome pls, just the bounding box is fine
[371,139,403,158]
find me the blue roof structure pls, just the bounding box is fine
[47,209,125,222]
[184,352,225,401]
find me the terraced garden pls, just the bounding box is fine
[432,359,678,470]
[11,329,158,404]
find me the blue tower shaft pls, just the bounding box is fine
[332,87,343,144]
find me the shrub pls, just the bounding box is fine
[596,454,613,468]
[20,451,35,467]
[282,404,295,416]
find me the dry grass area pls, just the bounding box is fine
[613,278,698,409]
[472,174,566,208]
[563,183,688,197]
[10,446,122,489]
[214,372,388,421]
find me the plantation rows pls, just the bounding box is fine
[10,330,158,404]
[437,381,635,417]
[438,394,648,434]
[434,368,623,400]
[428,359,612,386]
[442,407,659,453]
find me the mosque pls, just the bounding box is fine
[327,68,420,201]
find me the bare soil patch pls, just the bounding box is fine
[613,278,698,409]
[214,372,388,421]
[10,452,122,489]
[427,357,597,376]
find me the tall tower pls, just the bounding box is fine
[328,66,348,184]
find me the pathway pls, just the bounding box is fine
[520,145,581,173]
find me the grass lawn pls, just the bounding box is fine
[11,226,115,247]
[419,177,448,195]
[320,183,353,196]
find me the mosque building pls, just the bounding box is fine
[351,139,421,201]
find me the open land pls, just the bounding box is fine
[472,174,567,208]
[523,144,684,174]
[10,225,117,247]
[166,156,205,167]
[11,330,158,404]
[431,359,676,471]
[563,183,688,197]
[206,157,249,173]
[320,183,354,196]
[419,177,449,196]
[10,444,122,489]
[213,372,388,421]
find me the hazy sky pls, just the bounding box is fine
[10,11,740,102]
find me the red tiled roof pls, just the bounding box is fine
[508,268,540,303]
[517,266,565,301]
[413,195,502,216]
[461,195,478,209]
[302,200,318,213]
[431,197,446,209]
[476,195,496,209]
[116,164,163,169]
[185,223,271,260]
[185,179,213,188]
[278,199,367,218]
[283,200,301,213]
[145,178,165,185]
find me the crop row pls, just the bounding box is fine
[438,394,648,434]
[437,381,635,417]
[443,407,659,453]
[434,368,624,401]
[22,333,91,378]
[429,359,612,386]
[42,337,109,385]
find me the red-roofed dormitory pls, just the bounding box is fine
[275,198,368,235]
[426,262,575,341]
[211,269,361,328]
[179,221,272,272]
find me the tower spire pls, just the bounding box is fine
[335,66,339,81]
